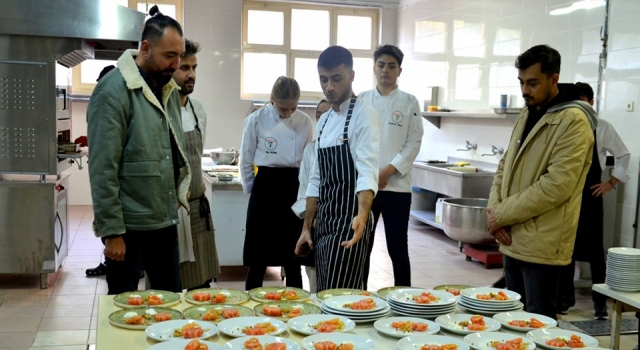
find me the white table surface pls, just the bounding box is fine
[96,294,536,350]
[592,284,640,308]
[592,283,640,350]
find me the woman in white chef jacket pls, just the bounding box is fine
[240,76,314,290]
[291,99,331,293]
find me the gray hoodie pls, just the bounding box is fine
[548,100,598,131]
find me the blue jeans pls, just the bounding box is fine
[363,191,412,289]
[504,255,561,320]
[104,225,182,295]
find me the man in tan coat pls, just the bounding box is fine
[487,45,595,319]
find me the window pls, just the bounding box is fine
[242,2,379,100]
[71,0,183,95]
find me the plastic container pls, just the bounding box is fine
[435,198,444,223]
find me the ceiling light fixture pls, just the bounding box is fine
[550,0,605,16]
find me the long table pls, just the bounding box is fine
[96,294,534,349]
[592,284,640,350]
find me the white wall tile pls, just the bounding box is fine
[184,0,212,15]
[608,15,640,52]
[610,0,640,21]
[184,14,212,33]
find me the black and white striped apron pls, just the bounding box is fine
[315,96,373,292]
[179,99,221,289]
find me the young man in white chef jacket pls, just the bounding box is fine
[295,45,381,291]
[359,45,424,288]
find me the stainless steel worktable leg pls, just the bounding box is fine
[610,299,622,350]
[40,273,48,289]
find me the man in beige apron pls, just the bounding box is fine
[173,39,221,290]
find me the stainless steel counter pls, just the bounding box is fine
[203,171,248,266]
[0,173,70,288]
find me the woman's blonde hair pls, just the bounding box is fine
[270,76,300,102]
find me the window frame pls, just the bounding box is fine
[242,1,379,101]
[71,0,183,96]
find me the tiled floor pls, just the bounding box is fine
[0,205,637,349]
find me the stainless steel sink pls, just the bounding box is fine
[412,162,496,198]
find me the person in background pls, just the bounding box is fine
[172,39,221,291]
[240,76,313,290]
[85,64,117,278]
[360,44,423,289]
[486,45,595,319]
[291,99,331,293]
[295,46,381,291]
[87,6,190,294]
[557,82,630,319]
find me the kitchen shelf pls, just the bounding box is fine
[422,108,521,128]
[410,209,443,230]
[56,151,87,160]
[57,151,87,170]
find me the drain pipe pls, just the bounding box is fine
[595,0,611,114]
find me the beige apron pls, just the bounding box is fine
[179,99,221,289]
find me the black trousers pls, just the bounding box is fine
[557,252,607,309]
[245,263,303,291]
[504,255,561,320]
[363,191,412,289]
[104,225,182,295]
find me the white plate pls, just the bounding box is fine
[301,333,374,350]
[387,298,457,311]
[390,309,452,319]
[464,331,535,350]
[458,299,523,312]
[605,273,640,279]
[322,295,388,313]
[321,304,391,317]
[397,334,470,350]
[321,309,391,323]
[287,315,356,335]
[148,339,223,350]
[388,302,455,313]
[145,320,217,342]
[373,317,440,338]
[223,335,300,350]
[492,311,557,332]
[217,316,286,338]
[608,247,640,256]
[435,314,501,335]
[460,287,521,303]
[527,328,599,349]
[320,297,391,317]
[459,297,520,310]
[386,288,457,307]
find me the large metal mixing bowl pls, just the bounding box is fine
[210,150,238,165]
[441,198,495,245]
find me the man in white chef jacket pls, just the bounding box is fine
[295,45,381,291]
[359,45,424,288]
[556,82,631,319]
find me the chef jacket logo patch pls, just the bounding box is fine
[390,111,404,126]
[265,137,278,154]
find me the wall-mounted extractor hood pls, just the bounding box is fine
[0,0,145,67]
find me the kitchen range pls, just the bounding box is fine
[0,0,144,288]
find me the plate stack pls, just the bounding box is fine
[320,295,391,323]
[458,288,523,315]
[606,247,640,292]
[386,288,456,319]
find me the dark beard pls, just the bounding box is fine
[180,81,195,95]
[153,69,175,88]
